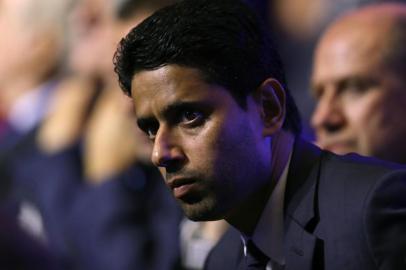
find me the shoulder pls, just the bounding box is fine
[363,169,406,269]
[321,150,405,177]
[318,151,406,268]
[318,151,406,195]
[316,151,406,228]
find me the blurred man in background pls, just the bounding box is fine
[311,3,406,164]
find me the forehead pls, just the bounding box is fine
[131,65,226,117]
[313,23,387,84]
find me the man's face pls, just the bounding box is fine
[0,0,33,85]
[132,65,272,221]
[311,26,406,163]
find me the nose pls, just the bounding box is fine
[151,127,186,171]
[311,88,345,134]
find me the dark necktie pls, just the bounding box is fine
[245,240,269,270]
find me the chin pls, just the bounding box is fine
[179,197,226,222]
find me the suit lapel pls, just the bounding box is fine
[283,138,323,270]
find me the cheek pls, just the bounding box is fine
[344,90,384,126]
[213,115,261,181]
[182,120,224,173]
[181,113,245,180]
[344,92,390,148]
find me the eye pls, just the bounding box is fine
[179,109,205,126]
[312,85,324,100]
[339,78,377,97]
[182,110,202,122]
[138,120,159,141]
[342,81,364,94]
[146,127,157,140]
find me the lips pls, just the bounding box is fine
[167,178,198,199]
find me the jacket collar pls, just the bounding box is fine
[283,137,323,270]
[284,137,322,226]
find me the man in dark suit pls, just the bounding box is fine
[113,0,406,269]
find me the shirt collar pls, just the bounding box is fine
[245,150,292,266]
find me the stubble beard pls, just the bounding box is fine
[178,192,225,221]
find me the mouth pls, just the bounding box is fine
[167,178,199,199]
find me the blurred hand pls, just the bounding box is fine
[83,87,140,184]
[37,77,95,153]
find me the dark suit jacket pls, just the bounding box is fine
[205,138,406,270]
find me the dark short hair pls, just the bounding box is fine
[114,0,301,134]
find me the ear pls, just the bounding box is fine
[255,78,286,137]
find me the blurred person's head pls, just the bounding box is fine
[67,0,116,79]
[311,3,406,163]
[0,0,72,92]
[68,0,176,83]
[0,0,72,118]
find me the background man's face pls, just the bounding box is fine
[131,65,272,221]
[311,25,406,163]
[0,0,37,85]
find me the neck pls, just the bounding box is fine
[270,130,295,185]
[226,130,295,235]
